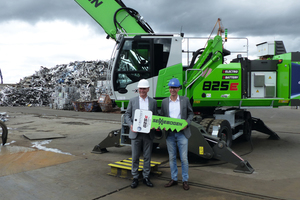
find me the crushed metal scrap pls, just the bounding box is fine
[0,60,111,110]
[0,112,8,122]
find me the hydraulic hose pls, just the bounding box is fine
[113,7,154,34]
[189,48,205,68]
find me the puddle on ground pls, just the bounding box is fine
[0,146,78,177]
[0,140,71,155]
[0,141,78,177]
[0,145,35,155]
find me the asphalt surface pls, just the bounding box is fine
[1,106,300,200]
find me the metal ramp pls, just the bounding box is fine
[108,158,162,179]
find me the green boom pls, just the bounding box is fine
[74,0,151,40]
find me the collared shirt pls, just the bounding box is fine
[169,95,181,119]
[139,96,149,110]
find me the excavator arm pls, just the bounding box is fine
[74,0,153,41]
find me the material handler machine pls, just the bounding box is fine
[75,0,300,173]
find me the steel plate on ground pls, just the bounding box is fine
[23,132,65,140]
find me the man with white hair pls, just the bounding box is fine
[124,79,158,188]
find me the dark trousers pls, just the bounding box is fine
[131,133,153,179]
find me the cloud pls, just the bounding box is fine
[0,20,113,83]
[0,0,300,83]
[0,1,79,23]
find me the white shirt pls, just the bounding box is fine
[139,96,149,110]
[169,95,181,119]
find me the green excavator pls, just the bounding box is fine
[74,0,300,173]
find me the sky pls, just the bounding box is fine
[1,0,299,83]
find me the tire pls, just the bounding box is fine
[208,119,233,147]
[0,121,8,145]
[199,118,214,132]
[243,111,252,141]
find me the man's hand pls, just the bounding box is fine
[181,120,188,130]
[130,125,137,133]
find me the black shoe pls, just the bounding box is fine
[143,178,153,187]
[131,178,139,188]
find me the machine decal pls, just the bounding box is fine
[222,70,239,74]
[201,68,213,78]
[223,76,239,80]
[221,94,230,98]
[199,146,204,155]
[132,89,138,93]
[203,81,229,91]
[88,0,103,8]
[202,81,239,91]
[230,83,239,91]
[279,100,290,103]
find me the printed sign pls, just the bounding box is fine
[132,109,152,133]
[151,116,188,132]
[222,76,239,80]
[222,70,239,74]
[132,109,188,133]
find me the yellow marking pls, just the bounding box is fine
[199,146,204,155]
[194,100,200,104]
[149,161,161,164]
[109,163,141,171]
[115,161,155,168]
[127,158,161,165]
[269,76,272,79]
[115,162,131,166]
[279,100,290,103]
[108,158,162,178]
[121,160,133,163]
[256,90,259,93]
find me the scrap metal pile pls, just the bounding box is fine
[0,112,8,122]
[0,60,110,110]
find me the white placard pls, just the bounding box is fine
[132,109,152,133]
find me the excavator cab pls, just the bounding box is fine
[109,35,179,108]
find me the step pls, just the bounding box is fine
[108,158,162,179]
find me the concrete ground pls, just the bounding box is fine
[1,106,300,200]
